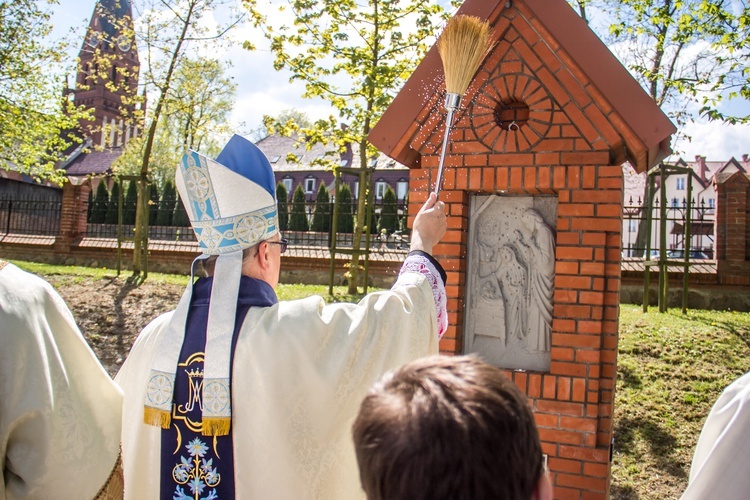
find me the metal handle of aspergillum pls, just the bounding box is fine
[433,92,462,197]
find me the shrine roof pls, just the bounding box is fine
[368,0,676,174]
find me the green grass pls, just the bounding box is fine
[612,305,750,499]
[9,260,380,302]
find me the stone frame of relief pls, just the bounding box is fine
[463,194,557,372]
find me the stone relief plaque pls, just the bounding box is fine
[463,195,556,372]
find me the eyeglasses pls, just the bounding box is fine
[267,238,288,254]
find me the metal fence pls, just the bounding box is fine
[0,197,62,236]
[85,199,410,248]
[621,196,715,260]
[1,193,716,259]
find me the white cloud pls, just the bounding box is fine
[672,120,750,161]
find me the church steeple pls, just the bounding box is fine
[74,0,140,148]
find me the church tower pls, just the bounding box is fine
[74,0,140,148]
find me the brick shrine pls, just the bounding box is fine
[369,0,676,497]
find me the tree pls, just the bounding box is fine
[148,182,160,225]
[587,0,742,250]
[90,180,110,224]
[156,181,176,226]
[311,183,331,233]
[276,182,289,231]
[123,180,138,225]
[0,0,90,180]
[337,184,354,234]
[125,0,243,282]
[172,197,190,227]
[289,185,309,232]
[247,0,445,293]
[378,186,399,234]
[104,180,121,225]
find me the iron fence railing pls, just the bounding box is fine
[0,193,717,260]
[0,197,62,236]
[621,196,715,260]
[85,199,411,247]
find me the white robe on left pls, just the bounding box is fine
[0,261,123,499]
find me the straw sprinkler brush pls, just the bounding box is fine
[434,15,492,196]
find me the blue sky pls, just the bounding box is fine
[49,0,750,163]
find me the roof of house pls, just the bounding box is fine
[63,147,123,176]
[368,0,676,174]
[255,133,408,173]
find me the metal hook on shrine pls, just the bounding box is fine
[508,121,519,132]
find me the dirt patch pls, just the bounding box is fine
[46,275,183,376]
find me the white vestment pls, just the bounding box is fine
[116,260,445,499]
[0,262,123,499]
[681,371,750,500]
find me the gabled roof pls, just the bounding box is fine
[369,0,675,173]
[63,147,122,176]
[255,133,408,173]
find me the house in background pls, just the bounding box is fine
[255,133,411,203]
[622,155,749,257]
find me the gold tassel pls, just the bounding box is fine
[202,417,231,437]
[143,406,171,429]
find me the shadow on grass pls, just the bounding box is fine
[688,312,750,350]
[614,416,687,480]
[618,364,642,389]
[610,483,638,499]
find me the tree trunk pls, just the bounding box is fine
[130,1,195,282]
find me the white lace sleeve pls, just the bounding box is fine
[394,253,448,339]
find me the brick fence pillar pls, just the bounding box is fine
[714,172,750,285]
[55,180,90,252]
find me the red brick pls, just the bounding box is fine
[558,203,595,217]
[536,400,584,417]
[513,371,528,393]
[558,376,572,401]
[510,167,523,191]
[561,416,598,432]
[571,218,621,232]
[555,261,579,274]
[555,304,593,318]
[556,66,592,107]
[528,373,542,398]
[556,472,607,492]
[556,247,594,261]
[534,412,560,428]
[583,461,610,478]
[555,289,578,303]
[553,167,566,189]
[554,333,600,348]
[543,375,557,399]
[551,361,588,377]
[549,457,583,474]
[572,378,586,401]
[538,428,584,445]
[558,445,609,463]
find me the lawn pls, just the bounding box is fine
[611,305,750,498]
[9,260,750,498]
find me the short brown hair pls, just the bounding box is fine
[352,355,543,500]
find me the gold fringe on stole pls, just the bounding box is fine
[202,417,231,436]
[143,406,171,429]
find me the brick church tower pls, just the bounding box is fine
[74,0,140,148]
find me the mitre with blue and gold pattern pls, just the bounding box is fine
[175,134,279,254]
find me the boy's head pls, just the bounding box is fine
[352,355,551,500]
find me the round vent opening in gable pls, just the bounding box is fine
[494,100,530,131]
[470,74,553,153]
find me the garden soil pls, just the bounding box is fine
[46,274,183,377]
